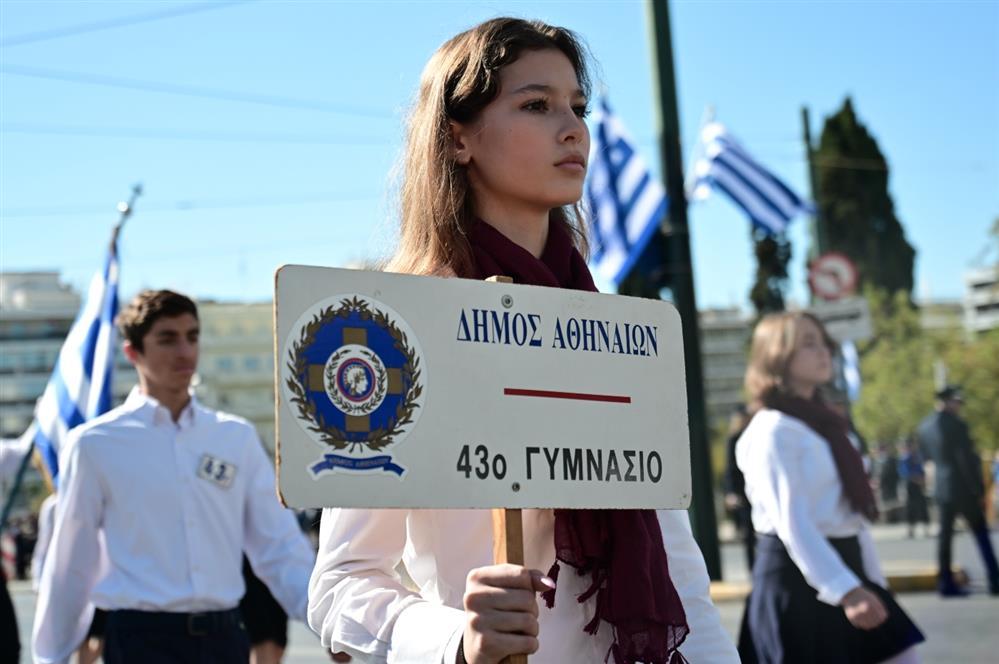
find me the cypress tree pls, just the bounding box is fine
[814,98,916,297]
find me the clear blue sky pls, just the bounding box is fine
[2,0,996,309]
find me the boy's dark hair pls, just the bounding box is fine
[116,289,198,352]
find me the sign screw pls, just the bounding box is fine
[511,482,521,492]
[501,295,513,308]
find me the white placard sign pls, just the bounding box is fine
[275,265,691,510]
[810,297,873,343]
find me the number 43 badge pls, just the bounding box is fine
[198,454,237,489]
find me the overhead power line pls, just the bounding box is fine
[1,191,382,218]
[0,2,253,48]
[1,122,392,146]
[0,64,394,119]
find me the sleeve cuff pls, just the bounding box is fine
[817,570,862,606]
[388,601,465,663]
[441,624,465,664]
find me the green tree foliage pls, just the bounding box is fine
[853,290,933,443]
[814,98,916,298]
[853,289,999,452]
[942,330,999,452]
[750,229,791,315]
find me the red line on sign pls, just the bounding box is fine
[503,388,631,404]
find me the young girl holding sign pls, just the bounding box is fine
[307,18,737,664]
[735,312,924,663]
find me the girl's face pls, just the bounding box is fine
[786,317,833,395]
[452,48,590,219]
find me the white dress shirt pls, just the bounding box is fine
[31,493,57,591]
[308,506,738,663]
[32,388,316,664]
[0,432,33,481]
[736,409,887,606]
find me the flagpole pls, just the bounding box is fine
[0,185,140,531]
[683,104,715,198]
[645,0,722,579]
[111,183,142,253]
[801,108,824,269]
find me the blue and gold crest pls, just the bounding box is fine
[284,296,424,477]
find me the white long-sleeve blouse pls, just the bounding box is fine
[736,409,887,606]
[308,506,739,663]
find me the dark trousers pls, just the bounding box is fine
[1,578,19,664]
[937,499,999,589]
[104,608,250,664]
[905,481,929,527]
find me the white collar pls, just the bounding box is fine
[124,386,200,428]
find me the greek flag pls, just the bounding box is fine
[691,122,812,236]
[586,98,667,287]
[841,340,862,402]
[32,244,120,486]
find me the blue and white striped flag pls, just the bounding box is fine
[691,122,812,236]
[841,340,862,402]
[32,244,120,486]
[586,98,667,287]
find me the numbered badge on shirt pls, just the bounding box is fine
[198,454,237,489]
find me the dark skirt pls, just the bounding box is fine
[88,607,108,638]
[738,534,924,664]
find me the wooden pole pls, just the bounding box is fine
[492,507,525,566]
[492,507,527,664]
[485,275,528,664]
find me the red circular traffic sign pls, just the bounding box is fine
[808,252,858,301]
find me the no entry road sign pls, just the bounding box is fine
[809,252,859,301]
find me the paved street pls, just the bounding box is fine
[714,524,999,662]
[714,591,999,662]
[11,525,999,662]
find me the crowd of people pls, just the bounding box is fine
[1,15,997,664]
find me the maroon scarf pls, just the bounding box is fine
[465,219,689,664]
[768,394,879,521]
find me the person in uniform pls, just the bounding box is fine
[917,385,999,596]
[736,312,924,663]
[33,289,316,663]
[307,17,738,664]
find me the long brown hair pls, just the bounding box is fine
[744,311,836,412]
[384,17,592,277]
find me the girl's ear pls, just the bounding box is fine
[449,121,471,165]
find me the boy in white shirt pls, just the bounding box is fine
[33,289,315,664]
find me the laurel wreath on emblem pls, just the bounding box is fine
[286,297,422,452]
[323,348,387,416]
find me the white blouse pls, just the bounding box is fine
[308,507,739,663]
[736,409,886,605]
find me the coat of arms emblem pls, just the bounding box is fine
[283,295,424,477]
